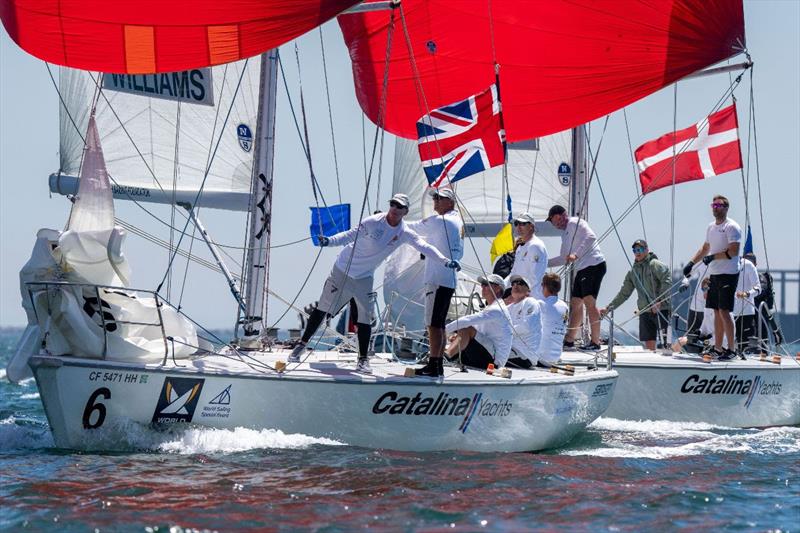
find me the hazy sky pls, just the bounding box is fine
[1,1,798,332]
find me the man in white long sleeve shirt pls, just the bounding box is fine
[406,187,464,378]
[290,193,460,373]
[546,205,606,350]
[506,212,548,300]
[733,253,761,353]
[444,274,513,369]
[504,275,542,368]
[537,273,571,366]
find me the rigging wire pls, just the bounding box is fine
[318,26,344,205]
[622,108,648,241]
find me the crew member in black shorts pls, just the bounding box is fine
[408,188,464,377]
[682,195,741,359]
[546,205,606,350]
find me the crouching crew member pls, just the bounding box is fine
[444,274,512,370]
[537,273,571,367]
[733,252,761,353]
[504,275,542,369]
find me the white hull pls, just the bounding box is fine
[29,350,618,453]
[561,347,800,427]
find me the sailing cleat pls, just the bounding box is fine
[415,358,443,377]
[287,342,306,363]
[355,357,373,374]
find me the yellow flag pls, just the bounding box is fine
[490,222,514,264]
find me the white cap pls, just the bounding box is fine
[513,212,536,225]
[477,274,505,287]
[428,187,456,201]
[508,274,531,289]
[389,193,410,209]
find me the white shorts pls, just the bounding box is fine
[317,266,375,324]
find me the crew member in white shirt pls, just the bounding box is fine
[289,193,460,373]
[506,212,548,300]
[444,274,513,369]
[733,252,761,353]
[682,195,741,360]
[546,205,606,350]
[537,272,571,367]
[407,187,464,378]
[503,275,542,369]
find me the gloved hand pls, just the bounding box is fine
[318,236,330,247]
[679,277,691,293]
[702,254,715,265]
[445,259,461,271]
[682,261,694,278]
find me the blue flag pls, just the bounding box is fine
[743,224,753,255]
[310,204,350,245]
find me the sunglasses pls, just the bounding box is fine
[711,202,728,209]
[513,221,531,227]
[511,280,529,287]
[480,282,490,287]
[632,246,647,253]
[389,201,407,209]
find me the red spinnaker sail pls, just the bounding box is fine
[0,0,360,73]
[339,0,745,141]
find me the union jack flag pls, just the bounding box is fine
[417,85,506,187]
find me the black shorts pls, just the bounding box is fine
[706,273,738,311]
[639,310,670,342]
[572,261,606,299]
[507,356,533,369]
[459,338,494,369]
[425,286,455,328]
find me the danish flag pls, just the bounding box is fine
[417,85,505,187]
[635,103,742,195]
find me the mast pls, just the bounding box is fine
[241,50,279,338]
[564,125,588,304]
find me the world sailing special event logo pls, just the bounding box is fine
[152,377,205,424]
[237,124,253,152]
[679,374,781,408]
[372,391,511,433]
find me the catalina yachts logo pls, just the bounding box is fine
[152,377,205,424]
[237,124,253,152]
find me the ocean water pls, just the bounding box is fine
[0,330,798,532]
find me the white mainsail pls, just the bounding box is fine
[53,60,263,211]
[384,133,573,341]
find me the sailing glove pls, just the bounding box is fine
[702,254,715,265]
[445,259,461,271]
[682,261,694,278]
[679,277,691,292]
[318,236,330,247]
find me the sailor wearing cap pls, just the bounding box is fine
[444,274,513,370]
[290,193,461,373]
[406,188,465,377]
[507,212,549,300]
[504,274,542,369]
[599,239,671,351]
[546,204,606,350]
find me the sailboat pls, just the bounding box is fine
[1,0,765,451]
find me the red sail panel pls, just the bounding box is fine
[0,0,360,73]
[339,0,745,141]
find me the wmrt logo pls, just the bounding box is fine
[152,377,205,424]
